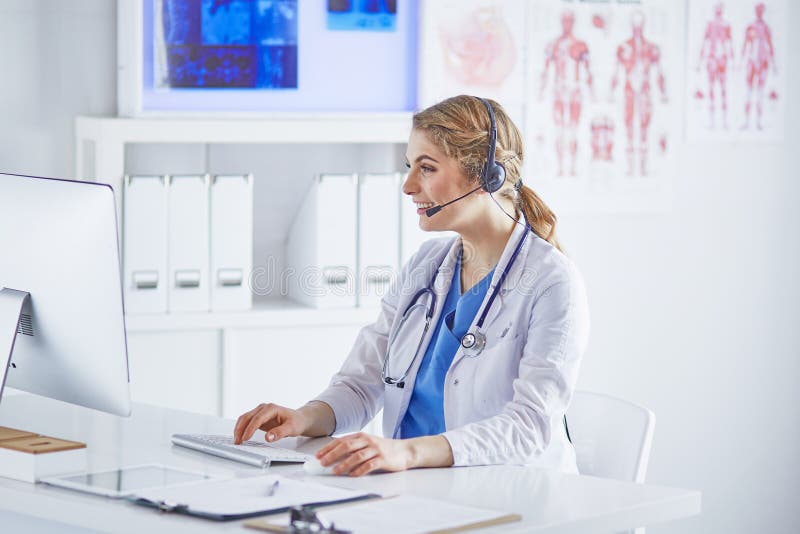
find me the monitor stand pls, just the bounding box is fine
[0,288,88,482]
[0,288,30,402]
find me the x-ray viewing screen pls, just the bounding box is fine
[140,0,417,112]
[156,0,298,89]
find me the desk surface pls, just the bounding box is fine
[0,394,700,533]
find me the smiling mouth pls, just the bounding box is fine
[415,202,435,210]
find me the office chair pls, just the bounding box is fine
[568,391,656,534]
[568,390,656,483]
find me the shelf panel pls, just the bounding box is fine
[124,298,380,333]
[76,114,413,144]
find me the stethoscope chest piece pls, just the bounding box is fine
[460,329,486,357]
[383,227,530,384]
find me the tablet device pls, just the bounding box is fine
[40,464,213,498]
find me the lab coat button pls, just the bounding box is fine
[453,379,460,386]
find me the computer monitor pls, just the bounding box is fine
[0,173,131,416]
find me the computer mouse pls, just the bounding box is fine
[302,456,339,476]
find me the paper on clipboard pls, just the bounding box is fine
[131,474,377,520]
[245,494,522,533]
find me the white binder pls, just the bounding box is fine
[123,175,168,314]
[358,173,400,308]
[168,175,210,312]
[210,174,253,311]
[286,174,358,308]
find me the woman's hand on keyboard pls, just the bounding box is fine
[233,403,309,444]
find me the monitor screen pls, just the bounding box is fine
[0,174,131,417]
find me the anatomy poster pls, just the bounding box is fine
[686,0,787,142]
[525,0,681,214]
[418,0,527,127]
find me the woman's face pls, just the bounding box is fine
[403,129,479,233]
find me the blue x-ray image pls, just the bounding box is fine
[201,0,251,44]
[163,45,200,86]
[327,0,396,31]
[165,45,257,87]
[157,0,297,89]
[258,45,297,87]
[254,0,298,45]
[162,0,201,44]
[327,0,352,13]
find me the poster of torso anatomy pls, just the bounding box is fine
[686,0,787,142]
[525,0,681,214]
[418,0,527,127]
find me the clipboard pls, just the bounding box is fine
[126,474,380,521]
[243,495,523,533]
[129,492,380,521]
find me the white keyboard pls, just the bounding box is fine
[171,434,311,467]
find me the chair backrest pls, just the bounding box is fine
[567,390,655,483]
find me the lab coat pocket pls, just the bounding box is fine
[382,379,406,437]
[468,334,523,418]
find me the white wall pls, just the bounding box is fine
[561,6,800,532]
[0,0,116,178]
[1,1,798,532]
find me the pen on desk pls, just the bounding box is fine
[266,479,280,497]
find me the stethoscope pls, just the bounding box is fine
[381,227,530,388]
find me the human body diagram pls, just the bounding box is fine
[609,11,668,177]
[538,10,594,177]
[689,1,784,139]
[530,6,673,184]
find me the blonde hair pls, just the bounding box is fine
[412,95,563,252]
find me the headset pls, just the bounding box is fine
[477,96,506,194]
[425,97,510,218]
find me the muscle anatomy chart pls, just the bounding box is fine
[687,0,786,141]
[538,9,594,178]
[526,0,680,213]
[418,0,527,126]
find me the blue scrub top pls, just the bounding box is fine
[399,251,495,439]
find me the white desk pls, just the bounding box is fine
[0,394,700,533]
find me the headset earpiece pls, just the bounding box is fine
[482,158,506,193]
[477,97,506,194]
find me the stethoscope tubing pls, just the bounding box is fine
[471,227,529,331]
[382,227,531,385]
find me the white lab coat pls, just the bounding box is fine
[313,220,590,473]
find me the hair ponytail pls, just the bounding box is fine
[516,184,563,253]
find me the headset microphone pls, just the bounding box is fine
[425,185,483,217]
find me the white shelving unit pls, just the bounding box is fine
[123,298,380,333]
[75,114,412,223]
[75,114,412,425]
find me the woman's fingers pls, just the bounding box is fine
[315,440,336,459]
[317,434,370,466]
[234,402,309,445]
[316,439,353,465]
[333,447,379,476]
[263,420,295,442]
[233,405,264,443]
[348,458,383,477]
[241,405,275,443]
[316,433,389,476]
[239,404,281,443]
[315,435,347,460]
[313,434,414,477]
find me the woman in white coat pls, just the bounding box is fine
[234,95,590,476]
